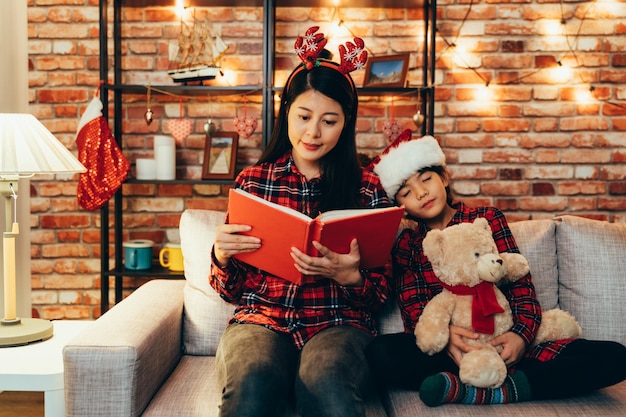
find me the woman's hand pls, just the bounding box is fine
[290,238,363,286]
[491,331,527,367]
[446,325,481,366]
[213,223,261,267]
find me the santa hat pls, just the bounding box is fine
[368,129,446,200]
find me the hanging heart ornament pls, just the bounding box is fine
[234,116,257,139]
[168,118,193,144]
[234,95,257,139]
[382,120,403,144]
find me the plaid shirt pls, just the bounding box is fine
[210,152,392,349]
[393,202,571,362]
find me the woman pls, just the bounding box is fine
[209,28,391,417]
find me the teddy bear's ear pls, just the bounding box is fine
[422,229,445,263]
[473,217,491,232]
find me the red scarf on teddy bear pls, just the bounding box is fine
[440,281,505,334]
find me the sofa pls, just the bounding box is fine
[63,210,626,417]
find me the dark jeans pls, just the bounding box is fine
[365,332,626,400]
[216,322,374,417]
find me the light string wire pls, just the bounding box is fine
[107,2,625,111]
[437,0,626,110]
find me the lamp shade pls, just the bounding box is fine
[0,113,86,175]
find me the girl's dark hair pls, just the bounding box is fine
[257,61,363,212]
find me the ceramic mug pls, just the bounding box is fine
[123,239,154,270]
[159,243,184,272]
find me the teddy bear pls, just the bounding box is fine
[415,217,582,389]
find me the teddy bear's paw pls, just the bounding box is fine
[415,333,447,355]
[499,252,530,282]
[533,309,583,346]
[415,322,449,355]
[459,350,507,389]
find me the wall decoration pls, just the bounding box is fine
[202,131,239,180]
[167,99,193,144]
[167,13,227,83]
[144,84,153,125]
[382,96,403,143]
[363,53,410,88]
[233,95,257,139]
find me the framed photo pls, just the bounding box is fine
[363,53,410,88]
[202,132,239,180]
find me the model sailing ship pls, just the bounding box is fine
[168,15,228,83]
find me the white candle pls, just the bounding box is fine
[136,158,157,180]
[154,136,176,180]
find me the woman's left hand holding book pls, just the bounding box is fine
[213,223,261,267]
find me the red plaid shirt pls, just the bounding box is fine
[210,152,392,349]
[392,202,572,362]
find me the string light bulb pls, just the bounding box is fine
[475,82,492,102]
[575,85,596,103]
[175,0,186,17]
[552,60,572,83]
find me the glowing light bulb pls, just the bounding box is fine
[217,69,236,87]
[475,82,492,102]
[175,0,185,17]
[552,62,572,83]
[575,86,595,103]
[450,43,480,69]
[542,19,565,36]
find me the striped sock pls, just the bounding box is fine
[419,371,531,407]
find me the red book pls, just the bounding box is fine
[228,188,404,284]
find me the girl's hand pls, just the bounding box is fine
[213,223,261,267]
[490,331,527,367]
[447,325,481,366]
[290,238,363,286]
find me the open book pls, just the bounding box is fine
[228,188,404,284]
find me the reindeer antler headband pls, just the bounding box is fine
[288,26,368,91]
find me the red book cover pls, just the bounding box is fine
[228,188,404,284]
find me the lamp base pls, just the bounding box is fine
[0,317,54,347]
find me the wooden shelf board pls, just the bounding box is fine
[105,84,263,97]
[121,0,425,8]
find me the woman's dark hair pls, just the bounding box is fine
[257,61,363,212]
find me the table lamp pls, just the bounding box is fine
[0,113,86,347]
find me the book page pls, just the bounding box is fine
[317,206,400,221]
[231,188,311,221]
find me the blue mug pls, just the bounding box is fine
[123,240,154,270]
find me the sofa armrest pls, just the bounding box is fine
[63,279,186,417]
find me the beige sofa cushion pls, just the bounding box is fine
[509,218,559,310]
[180,209,234,355]
[555,215,626,346]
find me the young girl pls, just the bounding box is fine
[366,132,626,407]
[209,28,391,417]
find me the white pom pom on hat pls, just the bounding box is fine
[368,129,446,200]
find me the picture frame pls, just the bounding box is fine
[202,131,239,180]
[362,53,410,88]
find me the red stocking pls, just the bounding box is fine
[76,96,130,211]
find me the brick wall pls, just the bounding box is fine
[27,0,626,319]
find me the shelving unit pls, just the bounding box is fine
[98,0,436,313]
